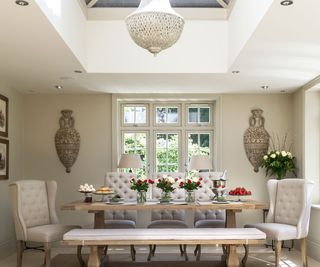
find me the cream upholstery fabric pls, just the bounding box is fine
[9,180,80,243]
[104,173,137,224]
[152,172,185,201]
[150,173,186,228]
[64,228,266,241]
[194,172,226,229]
[245,179,314,241]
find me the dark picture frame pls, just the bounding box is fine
[0,139,8,180]
[0,94,8,137]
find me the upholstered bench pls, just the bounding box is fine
[62,228,266,267]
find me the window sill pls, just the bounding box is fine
[311,204,320,210]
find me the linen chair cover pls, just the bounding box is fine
[104,172,137,227]
[9,180,81,267]
[104,172,138,261]
[244,179,314,267]
[148,172,188,261]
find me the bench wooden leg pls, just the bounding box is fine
[88,246,101,267]
[226,245,239,267]
[242,245,249,267]
[130,245,136,261]
[147,245,153,261]
[77,245,85,267]
[275,240,282,267]
[179,244,184,256]
[300,238,308,267]
[183,245,188,261]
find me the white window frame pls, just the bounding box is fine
[186,131,213,160]
[154,131,181,173]
[187,104,212,126]
[154,104,181,126]
[121,104,149,127]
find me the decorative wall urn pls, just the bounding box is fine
[243,109,270,172]
[55,110,80,173]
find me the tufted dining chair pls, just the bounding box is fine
[147,172,188,261]
[9,180,83,267]
[104,172,137,260]
[245,179,314,267]
[193,172,226,260]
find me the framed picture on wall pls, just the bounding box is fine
[0,94,8,137]
[0,139,8,180]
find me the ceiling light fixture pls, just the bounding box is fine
[261,85,269,90]
[55,85,63,90]
[280,0,293,6]
[125,0,185,56]
[15,0,29,6]
[232,70,240,74]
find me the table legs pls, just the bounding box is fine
[94,211,105,229]
[227,245,240,267]
[88,246,100,267]
[226,210,237,228]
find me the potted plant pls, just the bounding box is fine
[261,150,296,180]
[177,177,202,203]
[130,178,154,203]
[155,175,176,203]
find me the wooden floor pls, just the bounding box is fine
[1,245,320,267]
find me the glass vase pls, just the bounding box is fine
[137,190,147,204]
[160,191,171,203]
[185,190,195,203]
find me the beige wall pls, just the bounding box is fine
[23,94,112,226]
[221,94,293,226]
[0,86,24,259]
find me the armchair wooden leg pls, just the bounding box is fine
[300,238,308,267]
[194,244,199,256]
[16,241,24,267]
[130,245,136,261]
[242,245,249,267]
[275,240,282,267]
[147,245,153,261]
[196,245,201,261]
[44,242,51,267]
[183,245,188,261]
[179,244,184,256]
[152,245,156,256]
[77,245,85,267]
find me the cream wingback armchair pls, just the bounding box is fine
[194,172,226,260]
[245,179,314,267]
[9,180,82,267]
[147,172,188,261]
[104,172,137,261]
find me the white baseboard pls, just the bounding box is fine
[0,238,16,261]
[307,237,320,262]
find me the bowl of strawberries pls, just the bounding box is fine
[228,187,252,202]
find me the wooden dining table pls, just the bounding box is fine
[61,200,268,229]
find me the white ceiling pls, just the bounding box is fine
[0,0,320,94]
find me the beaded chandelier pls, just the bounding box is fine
[125,0,185,56]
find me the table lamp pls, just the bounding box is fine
[189,155,213,172]
[118,154,142,173]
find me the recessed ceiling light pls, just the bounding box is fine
[15,0,29,6]
[55,85,63,90]
[280,0,293,6]
[280,90,286,93]
[261,85,269,90]
[232,70,240,74]
[74,70,83,74]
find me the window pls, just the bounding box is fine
[123,132,147,177]
[156,133,179,172]
[123,105,147,125]
[155,106,179,124]
[188,106,210,124]
[188,133,211,159]
[118,101,214,175]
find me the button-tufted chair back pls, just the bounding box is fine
[194,172,224,201]
[105,172,137,200]
[152,172,185,201]
[266,179,314,239]
[104,172,137,222]
[151,172,186,222]
[9,180,59,241]
[194,209,225,222]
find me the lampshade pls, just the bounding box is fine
[125,0,184,56]
[189,155,213,171]
[118,154,143,169]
